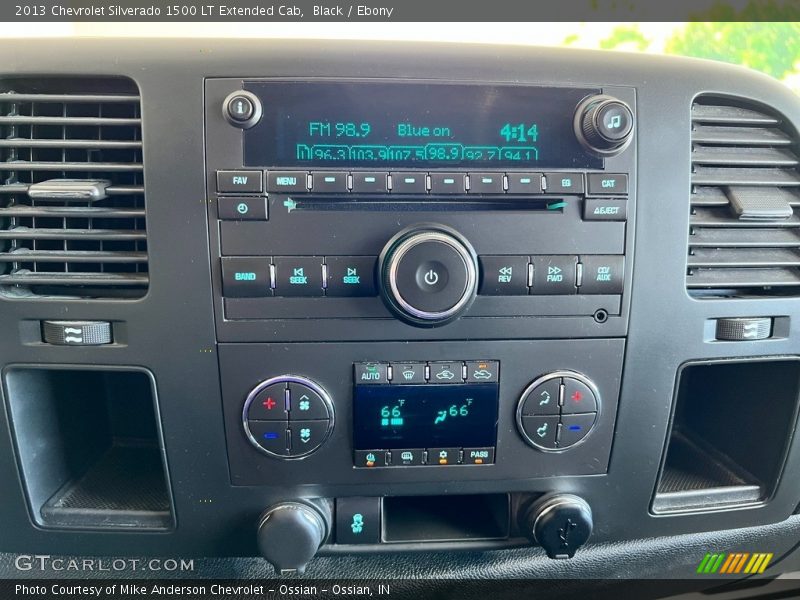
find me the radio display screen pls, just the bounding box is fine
[243,81,602,169]
[352,384,499,449]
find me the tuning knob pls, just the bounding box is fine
[574,94,634,156]
[256,501,330,574]
[379,224,478,327]
[522,494,593,559]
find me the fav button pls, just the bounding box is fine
[273,256,324,297]
[336,497,381,544]
[561,378,598,414]
[325,256,377,297]
[217,170,263,193]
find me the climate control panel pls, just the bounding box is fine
[242,375,334,458]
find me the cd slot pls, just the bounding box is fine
[280,196,565,212]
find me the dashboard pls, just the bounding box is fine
[0,39,800,583]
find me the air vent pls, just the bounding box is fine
[0,77,147,299]
[687,96,800,298]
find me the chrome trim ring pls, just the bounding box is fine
[386,230,477,322]
[242,374,334,460]
[516,370,601,453]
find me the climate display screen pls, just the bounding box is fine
[353,384,499,449]
[243,81,602,169]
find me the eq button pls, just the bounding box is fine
[544,173,584,194]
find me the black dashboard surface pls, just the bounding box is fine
[0,39,798,583]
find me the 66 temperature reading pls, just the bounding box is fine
[434,399,473,425]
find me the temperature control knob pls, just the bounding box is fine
[574,94,634,156]
[379,224,478,327]
[522,494,593,559]
[257,501,330,574]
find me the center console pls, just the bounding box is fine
[205,77,634,570]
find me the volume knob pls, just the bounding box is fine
[379,224,478,327]
[575,94,634,156]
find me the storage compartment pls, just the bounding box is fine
[653,358,800,513]
[3,367,173,530]
[383,494,509,542]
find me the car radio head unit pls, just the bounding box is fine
[242,81,604,169]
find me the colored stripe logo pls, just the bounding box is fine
[697,552,773,574]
